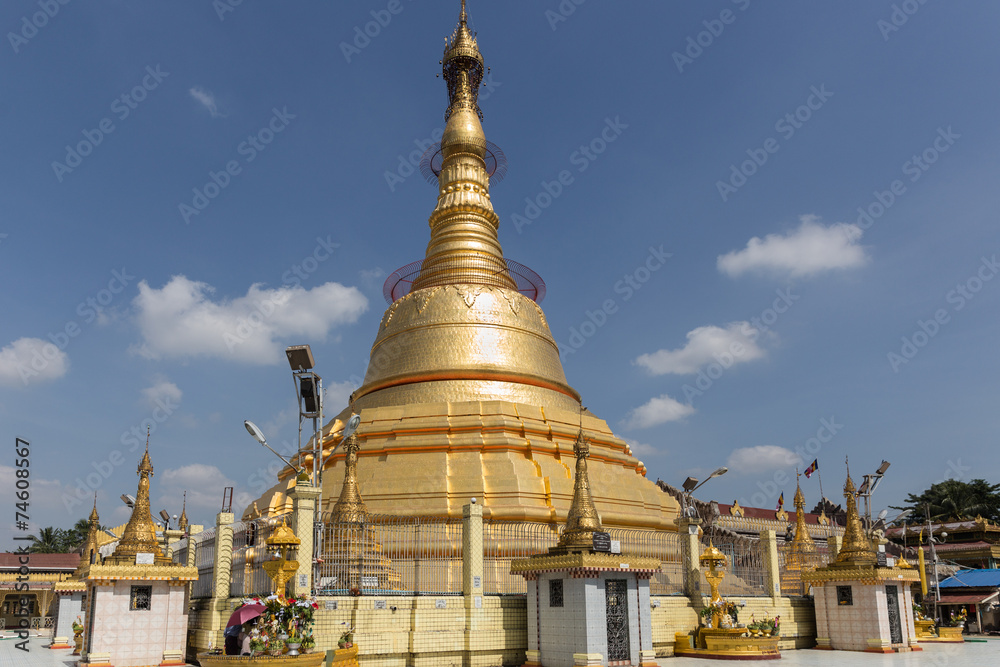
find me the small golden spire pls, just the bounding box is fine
[76,494,102,572]
[551,430,603,553]
[178,491,189,532]
[831,458,876,568]
[330,434,369,524]
[106,434,171,566]
[790,474,816,549]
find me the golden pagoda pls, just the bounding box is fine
[253,0,677,531]
[830,464,876,568]
[780,475,819,594]
[103,436,172,566]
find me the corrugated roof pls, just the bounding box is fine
[940,568,1000,588]
[938,592,999,605]
[0,552,80,570]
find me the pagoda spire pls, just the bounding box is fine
[832,458,876,568]
[76,493,102,571]
[791,473,816,549]
[106,428,170,565]
[410,0,516,293]
[551,430,604,553]
[330,434,369,524]
[178,491,189,532]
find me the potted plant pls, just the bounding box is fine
[301,633,316,654]
[339,621,355,649]
[248,634,266,657]
[268,637,286,656]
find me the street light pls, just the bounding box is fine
[120,494,135,508]
[680,467,728,524]
[244,420,305,477]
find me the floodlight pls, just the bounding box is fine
[299,374,321,415]
[682,477,699,493]
[120,494,135,508]
[244,420,267,446]
[159,510,170,524]
[285,345,316,371]
[876,460,891,475]
[858,479,870,495]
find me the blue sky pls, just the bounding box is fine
[2,1,998,546]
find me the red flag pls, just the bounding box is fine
[804,459,819,478]
[776,492,784,510]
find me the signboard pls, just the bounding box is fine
[374,600,387,610]
[135,553,155,565]
[877,552,887,567]
[473,575,481,588]
[474,596,482,609]
[324,601,338,610]
[361,575,379,588]
[435,599,447,609]
[592,532,611,552]
[610,540,621,554]
[298,574,308,588]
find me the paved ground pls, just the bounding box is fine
[4,635,999,666]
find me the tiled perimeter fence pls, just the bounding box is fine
[178,514,770,599]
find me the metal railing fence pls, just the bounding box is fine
[607,527,685,595]
[315,513,463,596]
[191,528,217,599]
[230,513,292,597]
[483,520,559,595]
[701,532,768,597]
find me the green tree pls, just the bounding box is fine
[892,479,1000,523]
[26,526,71,553]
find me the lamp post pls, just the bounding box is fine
[680,467,728,523]
[243,420,306,479]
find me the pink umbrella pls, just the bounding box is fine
[227,604,265,628]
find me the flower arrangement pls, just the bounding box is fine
[339,621,355,648]
[71,616,84,634]
[913,602,926,620]
[698,600,739,628]
[946,609,968,627]
[234,594,321,655]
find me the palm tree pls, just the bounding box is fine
[26,527,70,553]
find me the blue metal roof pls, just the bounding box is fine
[940,569,1000,588]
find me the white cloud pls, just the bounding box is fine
[189,86,224,118]
[622,437,660,458]
[726,445,802,474]
[635,323,764,376]
[131,276,368,364]
[158,463,238,524]
[717,215,868,278]
[141,378,182,411]
[622,394,695,430]
[0,337,69,386]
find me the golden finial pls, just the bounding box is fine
[178,491,189,532]
[551,429,603,553]
[831,459,876,568]
[89,492,99,523]
[330,434,369,524]
[106,434,170,565]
